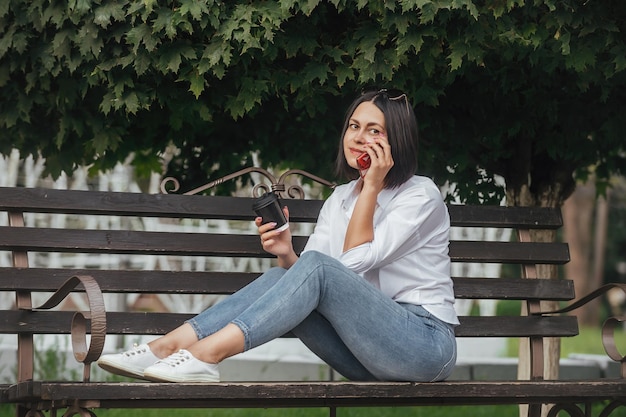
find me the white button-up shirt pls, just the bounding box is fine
[303,175,459,325]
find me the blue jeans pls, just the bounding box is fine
[187,251,457,382]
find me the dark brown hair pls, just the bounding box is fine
[334,89,419,189]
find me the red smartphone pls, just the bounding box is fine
[357,153,371,170]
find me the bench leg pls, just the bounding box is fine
[528,403,542,417]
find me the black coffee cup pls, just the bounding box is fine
[252,192,289,231]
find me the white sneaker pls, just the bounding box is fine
[97,343,159,380]
[143,349,220,383]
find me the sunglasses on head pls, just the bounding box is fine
[361,87,412,116]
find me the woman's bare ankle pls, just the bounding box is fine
[147,340,178,359]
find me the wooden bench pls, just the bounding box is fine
[0,168,625,417]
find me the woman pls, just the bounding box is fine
[97,89,458,383]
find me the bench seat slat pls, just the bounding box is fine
[0,311,578,338]
[9,380,624,407]
[0,268,576,300]
[0,227,570,264]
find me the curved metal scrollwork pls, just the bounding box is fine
[546,401,626,417]
[533,283,626,417]
[602,315,626,377]
[599,400,626,417]
[160,167,335,198]
[546,403,586,417]
[534,283,626,379]
[62,400,98,417]
[30,275,106,382]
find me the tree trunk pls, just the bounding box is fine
[505,183,564,417]
[561,182,610,326]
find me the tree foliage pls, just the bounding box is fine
[0,0,624,206]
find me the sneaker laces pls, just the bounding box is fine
[123,343,148,358]
[158,350,192,368]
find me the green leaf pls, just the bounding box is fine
[133,50,152,75]
[159,49,181,73]
[356,33,379,64]
[334,65,354,87]
[122,92,140,114]
[143,0,158,14]
[201,41,232,67]
[614,53,626,73]
[301,61,330,85]
[92,129,122,154]
[126,24,161,53]
[0,1,9,18]
[226,77,269,118]
[414,85,440,106]
[299,0,322,16]
[188,71,206,99]
[153,9,178,38]
[0,64,9,87]
[557,31,571,55]
[12,31,29,54]
[448,45,465,71]
[77,22,103,57]
[68,0,92,14]
[52,29,72,59]
[179,0,210,21]
[283,32,319,58]
[0,25,16,58]
[566,45,596,72]
[94,3,126,28]
[420,3,438,24]
[198,103,212,122]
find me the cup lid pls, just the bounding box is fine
[252,192,278,210]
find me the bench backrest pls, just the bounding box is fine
[0,179,572,382]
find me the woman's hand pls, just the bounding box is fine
[256,206,298,268]
[361,136,394,192]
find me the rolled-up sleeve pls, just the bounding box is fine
[337,186,446,275]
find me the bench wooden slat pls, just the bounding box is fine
[0,311,578,338]
[0,187,324,222]
[0,187,563,229]
[451,277,575,300]
[447,204,563,229]
[0,227,570,264]
[449,241,570,264]
[0,268,256,294]
[0,268,576,300]
[10,380,624,407]
[0,227,271,258]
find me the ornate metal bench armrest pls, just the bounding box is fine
[533,283,626,378]
[26,275,106,382]
[161,167,336,198]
